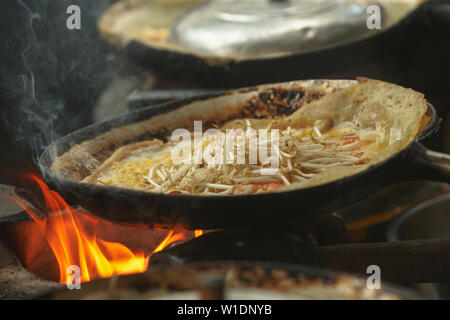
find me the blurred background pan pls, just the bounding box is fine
[41,261,421,299]
[98,0,437,87]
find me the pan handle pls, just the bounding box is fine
[408,142,450,183]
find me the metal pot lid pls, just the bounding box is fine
[171,0,382,58]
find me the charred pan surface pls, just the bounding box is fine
[201,87,330,130]
[240,87,326,119]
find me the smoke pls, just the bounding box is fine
[5,0,64,164]
[0,0,117,168]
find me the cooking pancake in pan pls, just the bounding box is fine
[82,78,428,195]
[42,78,449,228]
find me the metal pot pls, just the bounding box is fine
[387,194,450,242]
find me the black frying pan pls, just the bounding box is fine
[39,80,450,230]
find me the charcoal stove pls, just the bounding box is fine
[1,75,450,300]
[2,76,450,299]
[0,177,449,299]
[1,0,450,302]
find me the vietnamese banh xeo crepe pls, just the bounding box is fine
[82,78,428,195]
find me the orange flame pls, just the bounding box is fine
[195,229,203,237]
[3,173,202,284]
